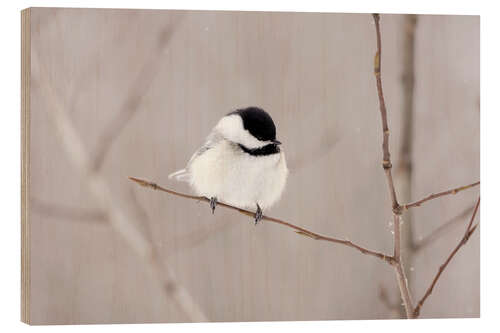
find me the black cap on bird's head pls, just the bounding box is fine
[216,106,282,153]
[228,107,281,145]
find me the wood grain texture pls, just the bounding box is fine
[21,7,31,324]
[22,8,479,324]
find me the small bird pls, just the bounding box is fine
[169,107,288,224]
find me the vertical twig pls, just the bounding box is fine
[392,214,414,318]
[373,15,399,213]
[372,13,415,318]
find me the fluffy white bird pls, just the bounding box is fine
[169,107,288,224]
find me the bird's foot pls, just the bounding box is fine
[254,204,263,225]
[209,197,217,214]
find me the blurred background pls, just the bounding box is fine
[28,8,479,324]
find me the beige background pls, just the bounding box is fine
[27,8,479,324]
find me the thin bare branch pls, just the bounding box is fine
[372,13,414,319]
[413,197,480,317]
[129,177,394,264]
[403,181,480,210]
[412,204,475,252]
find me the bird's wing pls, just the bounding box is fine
[186,130,223,166]
[168,130,224,181]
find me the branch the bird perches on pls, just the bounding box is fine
[128,176,394,264]
[128,175,479,318]
[129,175,479,317]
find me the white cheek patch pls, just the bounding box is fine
[215,115,269,149]
[238,129,270,149]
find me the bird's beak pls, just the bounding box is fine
[272,140,282,145]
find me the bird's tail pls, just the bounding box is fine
[168,169,190,182]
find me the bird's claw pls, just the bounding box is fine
[209,197,217,214]
[254,204,263,225]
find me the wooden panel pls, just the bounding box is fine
[22,8,479,324]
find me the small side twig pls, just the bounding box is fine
[413,197,480,318]
[403,181,480,210]
[128,177,394,264]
